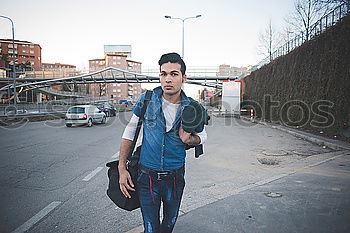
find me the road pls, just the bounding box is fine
[0,112,348,233]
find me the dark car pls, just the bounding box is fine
[96,104,116,117]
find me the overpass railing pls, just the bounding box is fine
[256,2,349,69]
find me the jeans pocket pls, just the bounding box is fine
[137,170,145,183]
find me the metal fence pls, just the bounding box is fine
[0,103,71,116]
[256,3,349,69]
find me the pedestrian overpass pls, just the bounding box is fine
[0,67,238,99]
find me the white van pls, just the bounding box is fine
[65,105,106,127]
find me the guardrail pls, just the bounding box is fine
[256,3,349,69]
[0,102,132,118]
[0,111,66,119]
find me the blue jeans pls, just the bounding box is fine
[137,168,185,233]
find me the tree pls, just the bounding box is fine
[286,0,333,40]
[18,61,33,72]
[280,25,296,44]
[257,20,281,62]
[98,83,107,97]
[317,0,350,12]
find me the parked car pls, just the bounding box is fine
[96,104,116,117]
[65,105,106,127]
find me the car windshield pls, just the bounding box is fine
[68,107,85,114]
[96,105,104,108]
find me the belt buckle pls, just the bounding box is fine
[156,172,169,180]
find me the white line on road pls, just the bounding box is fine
[306,152,346,168]
[82,167,103,181]
[11,201,61,233]
[111,151,120,159]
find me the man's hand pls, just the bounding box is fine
[179,124,192,144]
[179,122,199,145]
[118,168,135,198]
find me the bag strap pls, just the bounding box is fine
[127,90,152,160]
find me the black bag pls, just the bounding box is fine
[106,90,152,211]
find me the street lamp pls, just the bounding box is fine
[0,15,16,110]
[164,14,202,59]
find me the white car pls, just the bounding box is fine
[65,105,106,127]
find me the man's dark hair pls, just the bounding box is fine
[158,52,186,75]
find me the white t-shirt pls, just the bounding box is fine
[122,97,207,144]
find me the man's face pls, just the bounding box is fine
[159,62,187,96]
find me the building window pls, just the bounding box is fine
[30,45,34,48]
[8,49,17,54]
[113,89,116,92]
[117,62,121,65]
[113,62,116,65]
[113,84,116,86]
[30,50,34,54]
[117,89,121,92]
[8,44,17,48]
[117,84,121,87]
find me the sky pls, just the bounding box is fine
[1,0,295,72]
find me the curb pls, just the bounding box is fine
[241,117,350,151]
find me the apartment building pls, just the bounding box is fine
[89,45,142,102]
[0,39,42,70]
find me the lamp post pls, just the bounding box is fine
[0,15,16,110]
[164,14,201,59]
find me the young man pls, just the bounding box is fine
[118,53,207,233]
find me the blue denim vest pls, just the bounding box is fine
[133,86,190,171]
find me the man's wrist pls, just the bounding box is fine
[189,135,200,145]
[118,161,127,170]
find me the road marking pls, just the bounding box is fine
[82,167,103,181]
[111,151,119,159]
[11,201,61,233]
[306,153,346,168]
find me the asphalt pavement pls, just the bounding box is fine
[1,113,350,233]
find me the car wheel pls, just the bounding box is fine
[87,118,93,127]
[101,116,106,124]
[66,123,72,127]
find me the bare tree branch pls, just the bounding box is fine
[257,20,281,61]
[285,0,334,40]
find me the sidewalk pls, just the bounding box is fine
[174,150,350,233]
[240,116,350,151]
[125,117,350,233]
